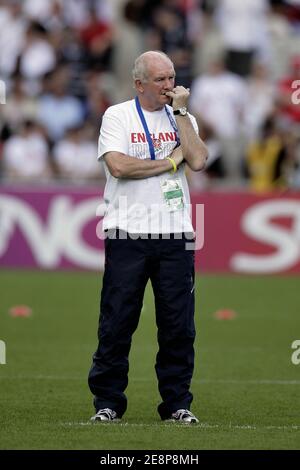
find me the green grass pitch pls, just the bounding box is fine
[0,270,299,450]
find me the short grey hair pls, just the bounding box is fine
[132,51,174,83]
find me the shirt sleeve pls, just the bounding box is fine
[188,113,199,135]
[98,108,129,160]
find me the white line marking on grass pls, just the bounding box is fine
[59,422,300,431]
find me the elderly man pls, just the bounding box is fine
[88,50,208,424]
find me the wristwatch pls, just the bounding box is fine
[174,107,188,116]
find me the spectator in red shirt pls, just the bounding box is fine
[80,6,114,71]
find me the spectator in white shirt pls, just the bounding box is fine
[3,120,52,181]
[215,0,271,76]
[189,57,248,183]
[20,22,57,80]
[1,76,38,134]
[37,67,85,142]
[245,61,276,141]
[53,124,103,182]
[22,0,55,23]
[0,1,27,77]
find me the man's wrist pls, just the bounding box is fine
[173,107,188,116]
[166,157,177,173]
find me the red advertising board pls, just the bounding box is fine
[0,187,299,274]
[192,192,300,274]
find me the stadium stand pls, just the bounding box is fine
[0,0,299,189]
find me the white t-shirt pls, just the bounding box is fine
[23,0,54,22]
[4,133,49,177]
[54,139,100,177]
[98,99,198,234]
[190,72,247,139]
[20,39,56,79]
[216,0,270,53]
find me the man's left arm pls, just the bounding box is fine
[166,86,208,171]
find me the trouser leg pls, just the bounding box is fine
[88,236,149,417]
[150,237,196,420]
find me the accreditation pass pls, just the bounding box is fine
[161,178,184,212]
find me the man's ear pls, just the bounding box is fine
[135,79,144,93]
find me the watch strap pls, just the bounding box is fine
[174,108,187,116]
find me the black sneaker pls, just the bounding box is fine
[91,408,120,422]
[167,409,199,424]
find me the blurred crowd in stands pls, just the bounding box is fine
[0,0,300,191]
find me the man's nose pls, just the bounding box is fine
[163,79,173,89]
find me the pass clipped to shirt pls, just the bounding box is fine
[161,178,184,212]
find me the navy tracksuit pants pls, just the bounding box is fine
[88,232,196,419]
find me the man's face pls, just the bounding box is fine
[139,58,175,110]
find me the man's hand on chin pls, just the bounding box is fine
[165,86,190,110]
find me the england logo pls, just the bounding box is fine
[152,138,163,152]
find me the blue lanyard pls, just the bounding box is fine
[135,96,155,160]
[135,96,180,160]
[164,106,181,147]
